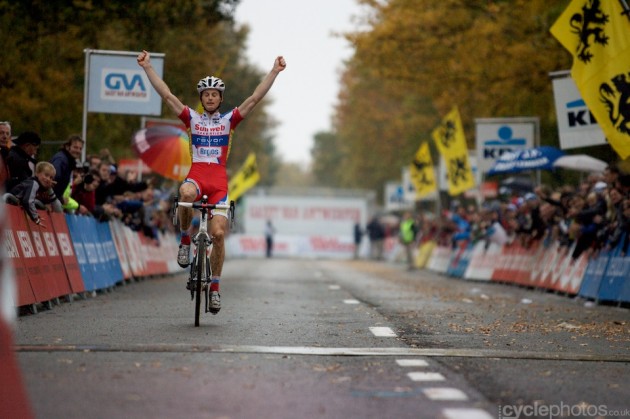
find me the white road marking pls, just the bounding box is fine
[407,372,445,381]
[18,345,621,362]
[442,408,494,419]
[328,285,341,290]
[396,359,429,367]
[422,387,468,401]
[369,326,397,337]
[343,299,360,304]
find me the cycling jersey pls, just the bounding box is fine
[178,106,243,166]
[178,106,243,203]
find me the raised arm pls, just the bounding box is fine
[137,50,185,116]
[238,56,287,118]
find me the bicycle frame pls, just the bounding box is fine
[173,195,234,326]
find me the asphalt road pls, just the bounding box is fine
[12,258,630,419]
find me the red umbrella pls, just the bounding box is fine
[132,125,191,181]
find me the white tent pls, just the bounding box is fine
[552,155,607,173]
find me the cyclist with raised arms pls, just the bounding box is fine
[137,50,286,314]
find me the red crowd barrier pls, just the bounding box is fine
[5,208,36,306]
[5,205,83,306]
[8,207,62,304]
[428,238,593,296]
[49,212,85,294]
[6,203,190,309]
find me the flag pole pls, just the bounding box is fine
[620,0,630,20]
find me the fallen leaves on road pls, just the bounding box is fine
[336,260,630,349]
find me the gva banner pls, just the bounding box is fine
[550,70,606,150]
[475,117,538,175]
[86,49,164,115]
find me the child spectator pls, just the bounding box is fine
[5,161,61,228]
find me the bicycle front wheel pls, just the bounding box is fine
[194,240,205,327]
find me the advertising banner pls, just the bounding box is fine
[4,206,36,306]
[550,70,606,149]
[475,117,537,175]
[86,49,164,115]
[49,212,84,294]
[242,195,368,238]
[384,180,415,212]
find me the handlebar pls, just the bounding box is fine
[176,202,231,210]
[172,196,236,228]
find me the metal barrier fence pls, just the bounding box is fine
[4,205,179,309]
[420,236,630,305]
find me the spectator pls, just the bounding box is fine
[512,193,542,248]
[607,198,630,255]
[366,216,385,260]
[399,211,417,270]
[5,161,60,228]
[482,207,509,246]
[605,186,625,231]
[353,222,363,259]
[265,220,276,258]
[603,164,620,189]
[0,121,11,185]
[135,186,162,242]
[71,172,100,215]
[568,191,607,258]
[86,154,101,171]
[95,162,147,206]
[98,148,115,166]
[49,134,84,203]
[449,203,471,248]
[5,131,40,192]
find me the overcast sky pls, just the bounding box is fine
[234,0,366,166]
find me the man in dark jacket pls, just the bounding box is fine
[5,131,40,192]
[49,134,84,203]
[0,121,11,186]
[366,216,386,260]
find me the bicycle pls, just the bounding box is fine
[173,195,234,327]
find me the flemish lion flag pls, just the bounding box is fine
[409,142,437,199]
[551,0,630,158]
[431,106,475,195]
[228,152,260,201]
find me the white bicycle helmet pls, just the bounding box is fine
[197,76,225,94]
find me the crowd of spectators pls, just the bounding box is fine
[4,122,630,259]
[0,122,176,244]
[426,164,630,259]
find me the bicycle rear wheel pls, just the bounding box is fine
[194,240,205,327]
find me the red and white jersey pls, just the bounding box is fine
[178,106,243,166]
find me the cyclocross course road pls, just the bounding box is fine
[13,258,630,419]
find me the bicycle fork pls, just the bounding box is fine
[189,235,213,305]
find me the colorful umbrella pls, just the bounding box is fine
[132,125,191,181]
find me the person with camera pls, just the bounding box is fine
[71,169,101,216]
